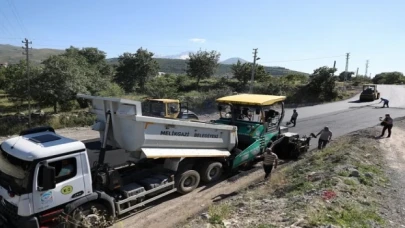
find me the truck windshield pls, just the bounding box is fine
[0,146,33,194]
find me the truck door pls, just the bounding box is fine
[32,154,86,213]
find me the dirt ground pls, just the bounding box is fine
[180,119,405,228]
[376,118,405,227]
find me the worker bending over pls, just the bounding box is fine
[379,98,389,108]
[380,114,393,138]
[316,126,333,150]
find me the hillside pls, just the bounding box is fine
[0,44,64,65]
[0,44,307,76]
[220,57,248,65]
[107,58,306,77]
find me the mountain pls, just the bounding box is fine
[0,44,307,77]
[220,57,249,65]
[0,44,64,65]
[158,51,192,60]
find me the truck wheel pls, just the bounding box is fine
[67,202,111,228]
[176,170,200,195]
[200,161,223,183]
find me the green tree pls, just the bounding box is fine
[144,74,179,98]
[282,74,309,84]
[186,50,221,88]
[372,72,405,84]
[230,60,269,85]
[33,55,91,113]
[2,61,42,109]
[307,66,338,101]
[338,71,355,81]
[351,75,372,86]
[114,48,159,93]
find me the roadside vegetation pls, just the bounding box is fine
[181,126,390,228]
[0,46,377,137]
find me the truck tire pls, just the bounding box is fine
[175,170,200,195]
[200,161,223,183]
[67,202,111,228]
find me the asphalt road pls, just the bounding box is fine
[283,85,405,149]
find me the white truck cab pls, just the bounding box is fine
[0,127,94,227]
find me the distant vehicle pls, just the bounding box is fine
[142,98,199,120]
[359,84,380,101]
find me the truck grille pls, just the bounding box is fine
[0,198,19,221]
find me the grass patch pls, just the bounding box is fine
[343,178,357,186]
[207,203,233,225]
[308,203,384,227]
[254,224,278,228]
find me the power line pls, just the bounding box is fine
[22,38,32,127]
[344,52,350,81]
[249,48,259,93]
[365,60,369,78]
[6,0,29,37]
[259,55,346,64]
[0,8,18,37]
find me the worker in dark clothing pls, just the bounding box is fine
[379,98,389,108]
[380,114,393,138]
[290,109,298,127]
[316,126,332,150]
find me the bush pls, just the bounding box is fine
[0,112,95,136]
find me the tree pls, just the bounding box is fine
[114,48,159,93]
[231,60,269,85]
[3,61,42,109]
[144,74,179,98]
[338,71,355,81]
[33,55,90,113]
[186,50,220,88]
[282,74,309,84]
[372,72,405,84]
[307,66,338,101]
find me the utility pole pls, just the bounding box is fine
[332,60,336,76]
[365,60,369,78]
[249,48,259,93]
[356,67,359,77]
[344,53,350,81]
[22,38,32,127]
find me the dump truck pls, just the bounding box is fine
[359,84,380,101]
[142,98,198,120]
[0,93,306,228]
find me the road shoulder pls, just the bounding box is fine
[180,120,405,228]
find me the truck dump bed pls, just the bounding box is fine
[78,94,238,160]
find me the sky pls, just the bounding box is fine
[0,0,404,75]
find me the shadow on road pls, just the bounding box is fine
[348,100,364,103]
[212,191,239,203]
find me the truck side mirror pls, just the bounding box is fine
[39,164,56,191]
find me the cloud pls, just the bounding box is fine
[189,38,206,43]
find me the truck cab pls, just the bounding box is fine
[0,127,93,227]
[141,98,198,120]
[359,84,380,101]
